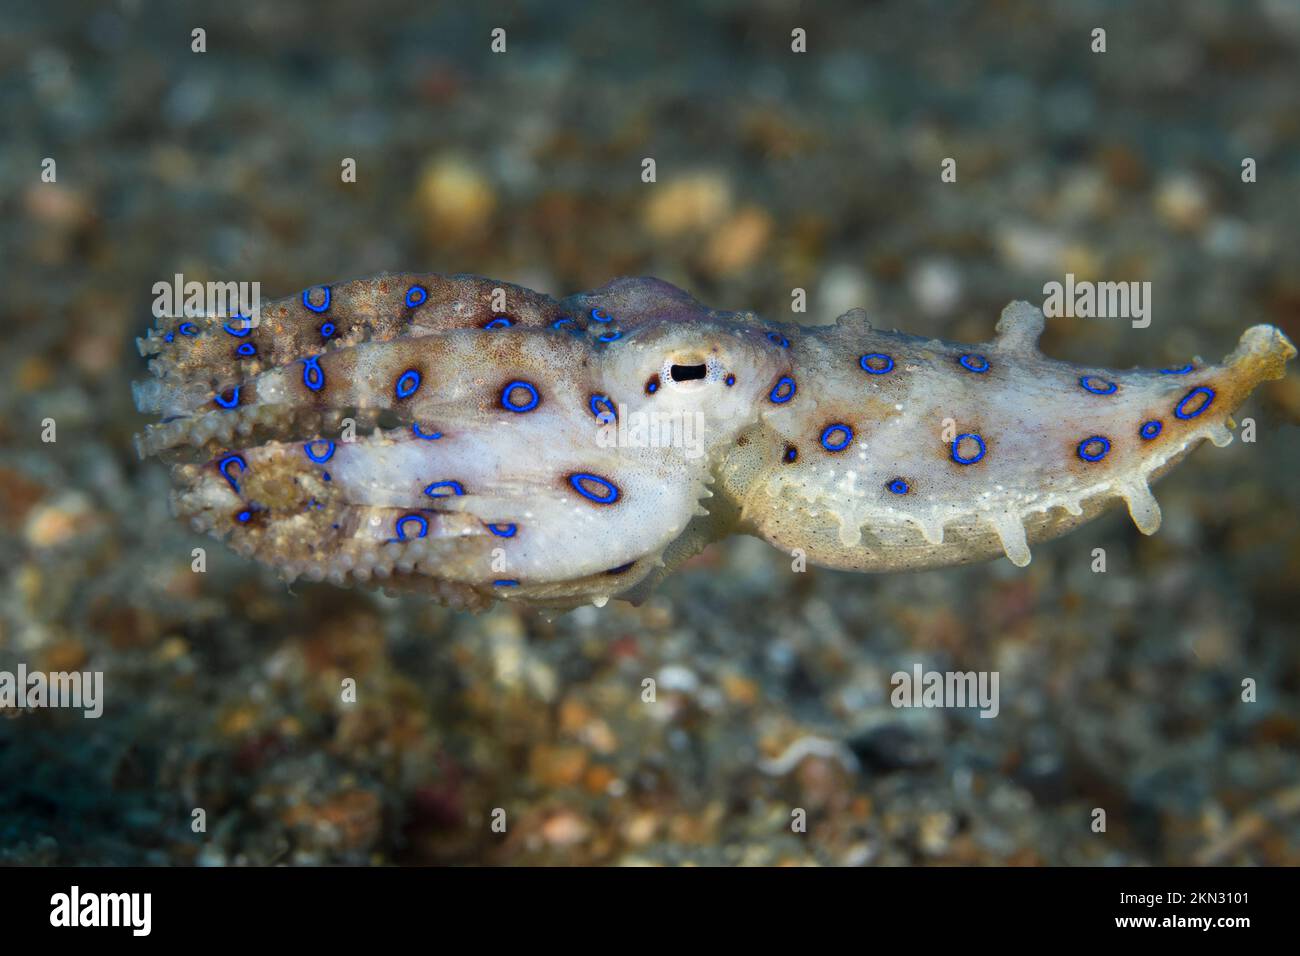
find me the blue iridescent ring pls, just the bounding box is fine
[487,523,517,538]
[589,308,612,323]
[589,395,617,423]
[502,380,540,412]
[304,440,335,463]
[218,454,246,492]
[597,330,622,342]
[1161,364,1193,375]
[178,322,199,336]
[320,322,335,339]
[236,342,257,357]
[569,472,619,504]
[214,386,240,409]
[1174,386,1215,420]
[1077,436,1111,462]
[887,478,910,495]
[1140,420,1162,440]
[725,374,736,387]
[951,433,986,465]
[769,376,796,403]
[1080,375,1118,395]
[395,369,421,399]
[405,285,428,308]
[484,317,513,330]
[395,514,429,540]
[860,353,894,375]
[424,480,465,498]
[302,355,325,391]
[767,331,790,348]
[302,286,331,313]
[820,424,853,452]
[958,354,989,374]
[411,423,443,440]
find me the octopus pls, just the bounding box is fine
[133,273,1295,612]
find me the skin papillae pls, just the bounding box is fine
[133,273,1295,612]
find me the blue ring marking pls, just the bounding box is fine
[887,478,910,495]
[395,369,422,399]
[179,322,198,336]
[1161,364,1194,375]
[236,509,254,523]
[958,354,990,373]
[487,523,517,538]
[783,445,798,463]
[502,380,540,412]
[951,433,987,465]
[411,423,443,440]
[320,322,335,339]
[646,377,660,394]
[302,286,331,313]
[1174,386,1215,419]
[820,424,853,452]
[484,317,513,330]
[569,472,619,504]
[1140,420,1163,440]
[424,480,465,498]
[164,332,175,343]
[302,355,325,391]
[551,316,575,331]
[236,342,257,357]
[1080,375,1118,395]
[218,454,246,492]
[304,440,335,463]
[597,330,622,342]
[214,386,240,409]
[494,579,520,588]
[725,374,736,387]
[767,331,790,348]
[589,394,617,423]
[769,376,796,403]
[860,353,894,375]
[1077,436,1111,462]
[405,285,428,308]
[322,471,331,481]
[589,308,612,323]
[223,320,252,338]
[395,514,429,540]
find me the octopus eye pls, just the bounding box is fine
[669,363,707,383]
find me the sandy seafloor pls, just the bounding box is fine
[1,0,1298,865]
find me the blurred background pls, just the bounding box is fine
[1,0,1298,864]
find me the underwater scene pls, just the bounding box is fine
[1,0,1298,870]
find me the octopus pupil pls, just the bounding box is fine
[670,363,707,382]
